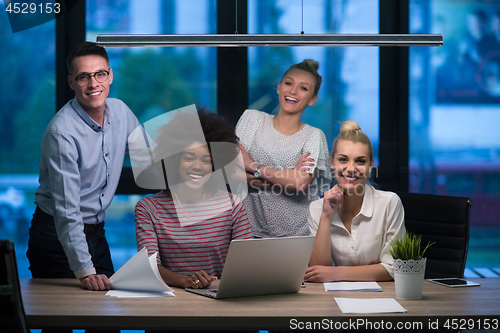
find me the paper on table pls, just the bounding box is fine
[106,290,175,298]
[106,247,175,297]
[324,281,382,292]
[335,297,407,314]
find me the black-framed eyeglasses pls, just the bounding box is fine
[71,70,110,86]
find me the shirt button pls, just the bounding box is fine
[101,193,104,197]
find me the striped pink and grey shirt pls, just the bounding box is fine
[135,190,252,278]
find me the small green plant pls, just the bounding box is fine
[389,232,435,260]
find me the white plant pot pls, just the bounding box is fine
[393,258,426,300]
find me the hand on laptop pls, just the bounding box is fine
[185,270,217,289]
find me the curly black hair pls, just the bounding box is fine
[152,105,240,189]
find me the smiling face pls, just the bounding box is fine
[68,54,112,115]
[277,68,318,115]
[331,140,373,195]
[178,141,213,191]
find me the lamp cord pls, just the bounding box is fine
[301,0,304,35]
[235,0,238,35]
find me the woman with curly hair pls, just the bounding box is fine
[134,107,252,289]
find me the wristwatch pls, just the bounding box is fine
[253,164,263,178]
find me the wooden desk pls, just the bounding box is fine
[21,278,500,330]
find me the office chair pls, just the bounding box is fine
[397,192,472,279]
[0,239,30,333]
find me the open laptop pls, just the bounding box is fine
[185,236,315,299]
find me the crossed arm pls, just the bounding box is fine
[239,144,317,191]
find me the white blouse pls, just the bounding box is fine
[308,185,406,277]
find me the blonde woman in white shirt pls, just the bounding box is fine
[305,120,405,282]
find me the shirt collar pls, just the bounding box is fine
[330,184,375,228]
[71,98,111,132]
[358,184,374,218]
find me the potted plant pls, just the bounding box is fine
[389,232,434,299]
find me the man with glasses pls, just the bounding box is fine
[27,42,141,292]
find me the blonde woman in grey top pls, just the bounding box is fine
[236,59,331,238]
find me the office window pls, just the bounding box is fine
[483,173,500,195]
[0,3,55,277]
[409,0,500,271]
[248,0,379,157]
[86,0,217,122]
[86,0,218,268]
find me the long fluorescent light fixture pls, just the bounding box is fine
[96,34,443,47]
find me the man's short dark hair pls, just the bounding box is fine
[66,41,110,75]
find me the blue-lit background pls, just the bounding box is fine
[0,0,498,302]
[409,0,500,273]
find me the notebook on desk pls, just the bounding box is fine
[185,236,315,299]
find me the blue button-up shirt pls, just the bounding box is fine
[35,98,140,278]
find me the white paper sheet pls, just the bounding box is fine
[335,297,407,313]
[324,281,382,292]
[106,248,175,297]
[106,290,175,298]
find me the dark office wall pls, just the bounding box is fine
[217,0,248,126]
[56,0,85,111]
[378,0,409,192]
